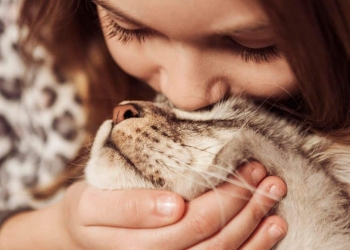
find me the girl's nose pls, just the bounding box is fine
[156,43,229,110]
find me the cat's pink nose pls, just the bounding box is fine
[112,104,139,125]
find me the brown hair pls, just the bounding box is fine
[18,0,349,196]
[258,0,350,142]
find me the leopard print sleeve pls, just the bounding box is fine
[0,0,87,219]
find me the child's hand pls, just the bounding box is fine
[0,162,287,249]
[58,162,287,249]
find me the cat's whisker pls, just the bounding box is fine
[156,160,216,191]
[167,161,287,208]
[158,159,278,207]
[153,151,256,196]
[159,158,234,203]
[166,156,285,205]
[241,84,295,101]
[158,160,236,226]
[181,143,225,155]
[155,148,254,192]
[157,159,253,223]
[153,145,244,180]
[169,156,256,194]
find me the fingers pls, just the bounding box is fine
[72,182,185,229]
[66,162,287,250]
[239,215,287,250]
[191,175,287,249]
[183,162,267,240]
[134,162,269,249]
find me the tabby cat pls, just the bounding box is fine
[85,96,350,249]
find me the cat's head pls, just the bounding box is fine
[85,97,256,200]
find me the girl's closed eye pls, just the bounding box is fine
[228,38,279,63]
[102,12,279,64]
[102,13,154,43]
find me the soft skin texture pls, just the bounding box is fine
[97,0,298,110]
[0,164,287,249]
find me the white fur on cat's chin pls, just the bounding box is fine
[85,120,154,190]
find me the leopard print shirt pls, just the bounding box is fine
[0,0,86,214]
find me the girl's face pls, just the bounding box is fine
[95,0,297,110]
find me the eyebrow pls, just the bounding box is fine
[92,0,148,28]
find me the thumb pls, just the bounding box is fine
[74,182,185,229]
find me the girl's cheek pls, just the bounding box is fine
[233,59,298,100]
[107,41,156,80]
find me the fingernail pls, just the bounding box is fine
[156,195,177,216]
[251,165,266,184]
[268,224,285,239]
[269,185,285,200]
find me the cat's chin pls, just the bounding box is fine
[85,120,155,190]
[85,154,156,190]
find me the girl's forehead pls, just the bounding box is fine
[99,0,269,39]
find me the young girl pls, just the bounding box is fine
[0,0,349,249]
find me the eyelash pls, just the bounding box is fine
[103,15,279,63]
[228,38,279,63]
[104,15,153,43]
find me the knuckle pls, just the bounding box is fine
[187,212,217,238]
[123,198,140,219]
